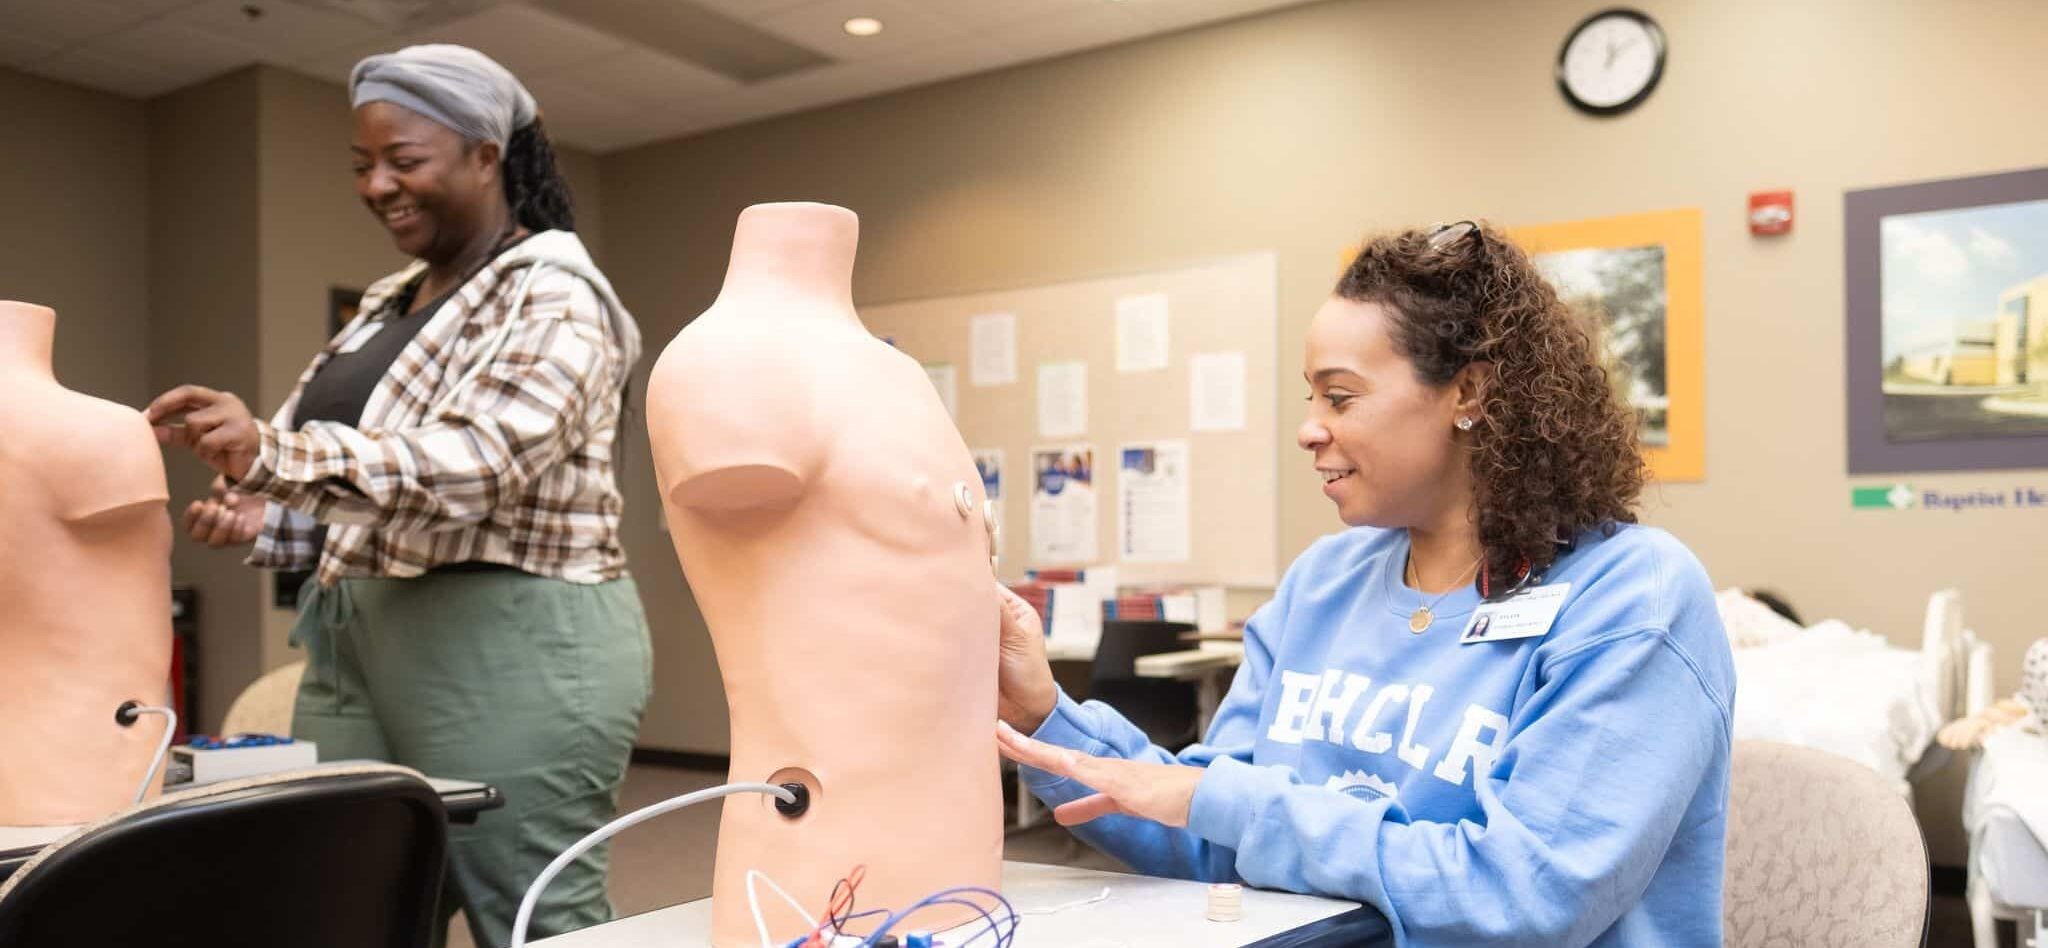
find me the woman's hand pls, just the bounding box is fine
[146,385,261,481]
[183,475,264,549]
[996,720,1205,827]
[996,584,1059,734]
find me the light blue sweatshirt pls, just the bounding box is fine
[1022,524,1735,947]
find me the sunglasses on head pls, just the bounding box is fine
[1425,220,1479,250]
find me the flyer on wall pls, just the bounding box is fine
[1030,444,1096,564]
[1118,440,1190,563]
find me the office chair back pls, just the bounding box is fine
[0,763,447,948]
[1091,620,1201,749]
[1723,740,1929,948]
[1091,620,1195,682]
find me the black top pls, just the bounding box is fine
[293,279,453,430]
[294,230,532,430]
[286,278,451,564]
[282,233,532,575]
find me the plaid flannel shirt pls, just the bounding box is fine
[240,230,642,586]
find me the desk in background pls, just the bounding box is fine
[533,861,1387,947]
[1044,638,1244,737]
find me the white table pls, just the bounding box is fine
[1964,728,2048,948]
[534,861,1383,947]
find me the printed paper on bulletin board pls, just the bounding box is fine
[861,253,1279,587]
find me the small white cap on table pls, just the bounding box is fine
[1206,882,1243,922]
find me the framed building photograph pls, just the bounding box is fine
[1511,208,1707,482]
[1846,166,2048,473]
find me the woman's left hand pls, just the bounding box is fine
[996,720,1205,828]
[146,385,261,481]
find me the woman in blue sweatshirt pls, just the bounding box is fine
[996,221,1735,947]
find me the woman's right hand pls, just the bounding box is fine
[183,475,264,549]
[996,584,1059,735]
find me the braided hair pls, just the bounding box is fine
[501,117,575,233]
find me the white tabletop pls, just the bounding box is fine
[0,824,75,853]
[535,861,1368,947]
[1967,728,2048,908]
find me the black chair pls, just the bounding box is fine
[0,764,447,948]
[1090,620,1202,750]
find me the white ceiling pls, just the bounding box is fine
[0,0,1324,153]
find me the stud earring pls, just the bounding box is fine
[1455,417,1475,431]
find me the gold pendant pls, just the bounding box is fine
[1409,607,1432,634]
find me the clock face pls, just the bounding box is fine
[1557,9,1665,115]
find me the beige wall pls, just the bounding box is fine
[0,67,149,406]
[598,0,2048,862]
[147,70,265,734]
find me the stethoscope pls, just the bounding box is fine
[1477,535,1576,603]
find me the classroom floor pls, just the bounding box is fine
[450,762,2004,948]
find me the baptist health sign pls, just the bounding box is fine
[1852,484,2048,511]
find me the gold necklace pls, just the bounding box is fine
[1406,551,1483,634]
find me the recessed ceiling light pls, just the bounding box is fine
[843,16,883,37]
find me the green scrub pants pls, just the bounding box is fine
[289,569,653,947]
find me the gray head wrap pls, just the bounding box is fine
[349,44,536,148]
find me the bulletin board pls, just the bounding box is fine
[860,252,1279,588]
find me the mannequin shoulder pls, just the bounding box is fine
[19,393,169,523]
[646,317,836,402]
[4,387,155,453]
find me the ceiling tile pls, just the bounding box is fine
[915,0,1107,33]
[85,18,257,86]
[754,60,907,111]
[654,83,798,135]
[991,5,1152,63]
[753,0,963,63]
[1116,0,1314,33]
[522,71,645,143]
[553,46,739,112]
[298,4,632,86]
[686,0,819,22]
[164,0,389,64]
[27,48,183,98]
[877,32,1022,88]
[574,109,709,153]
[0,0,168,48]
[0,31,63,69]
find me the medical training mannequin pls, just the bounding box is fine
[0,301,174,825]
[1938,637,2048,749]
[647,204,1001,945]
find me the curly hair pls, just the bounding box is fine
[501,118,575,233]
[1334,222,1645,586]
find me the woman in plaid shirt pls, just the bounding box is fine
[146,45,650,946]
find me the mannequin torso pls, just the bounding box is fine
[646,206,1001,945]
[0,302,174,825]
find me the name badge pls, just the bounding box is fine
[336,321,383,355]
[1460,582,1570,644]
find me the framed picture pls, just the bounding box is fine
[1510,209,1707,482]
[1846,166,2048,473]
[328,285,363,340]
